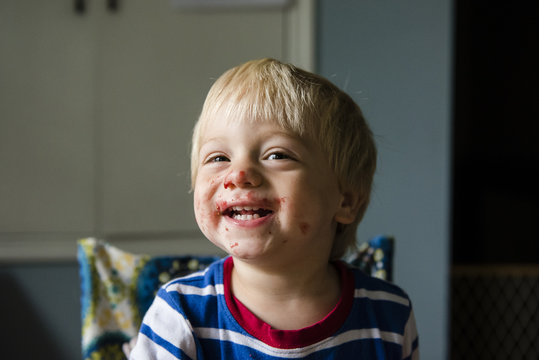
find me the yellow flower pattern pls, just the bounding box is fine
[78,238,220,360]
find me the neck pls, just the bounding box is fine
[230,256,341,330]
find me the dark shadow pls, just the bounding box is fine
[0,273,68,360]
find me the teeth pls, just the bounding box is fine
[232,206,260,211]
[233,213,261,220]
[226,205,271,220]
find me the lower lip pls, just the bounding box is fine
[223,213,274,228]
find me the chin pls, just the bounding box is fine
[227,245,270,261]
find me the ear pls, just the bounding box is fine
[334,190,362,225]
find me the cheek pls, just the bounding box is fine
[193,188,219,231]
[276,195,310,236]
[284,180,336,237]
[193,197,210,235]
[194,174,222,208]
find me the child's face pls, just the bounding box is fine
[193,116,351,264]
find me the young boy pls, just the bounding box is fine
[130,58,419,359]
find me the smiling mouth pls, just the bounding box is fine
[222,206,273,221]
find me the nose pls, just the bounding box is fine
[223,166,262,190]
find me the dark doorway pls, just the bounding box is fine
[450,0,539,357]
[452,0,538,265]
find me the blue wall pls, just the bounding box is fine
[317,0,452,358]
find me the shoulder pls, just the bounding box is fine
[138,258,227,339]
[345,264,419,358]
[155,257,226,305]
[345,264,416,335]
[347,264,413,307]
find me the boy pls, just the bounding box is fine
[130,58,419,359]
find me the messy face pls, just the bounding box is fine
[193,116,352,265]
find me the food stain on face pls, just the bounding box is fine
[223,171,233,189]
[230,242,239,249]
[299,222,310,235]
[210,174,224,187]
[215,199,229,216]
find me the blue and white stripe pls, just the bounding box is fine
[130,259,419,360]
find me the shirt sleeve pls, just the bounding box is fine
[129,288,198,360]
[401,307,419,360]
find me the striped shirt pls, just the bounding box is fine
[130,257,419,360]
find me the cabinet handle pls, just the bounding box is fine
[74,0,85,14]
[74,0,119,14]
[108,0,119,12]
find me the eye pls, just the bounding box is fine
[204,154,230,163]
[213,155,229,162]
[267,152,292,160]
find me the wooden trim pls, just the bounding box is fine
[284,0,316,72]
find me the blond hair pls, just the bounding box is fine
[191,58,376,259]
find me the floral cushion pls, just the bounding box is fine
[77,235,394,360]
[78,238,220,360]
[348,235,394,282]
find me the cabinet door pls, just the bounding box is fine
[0,0,97,258]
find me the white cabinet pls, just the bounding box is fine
[0,0,97,238]
[0,0,314,261]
